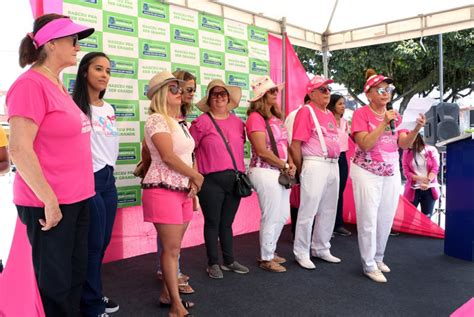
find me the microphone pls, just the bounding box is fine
[386,102,395,135]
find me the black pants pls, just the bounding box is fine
[412,189,436,217]
[334,152,349,230]
[198,170,241,266]
[17,199,90,317]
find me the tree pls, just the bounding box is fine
[294,30,474,113]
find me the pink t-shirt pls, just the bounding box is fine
[338,117,349,152]
[292,103,340,158]
[143,114,195,190]
[246,112,288,170]
[190,113,245,175]
[6,69,94,207]
[351,105,403,176]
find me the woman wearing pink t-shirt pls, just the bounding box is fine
[7,14,95,316]
[350,69,425,283]
[290,75,342,270]
[190,79,249,279]
[327,94,352,237]
[246,76,296,273]
[141,71,203,316]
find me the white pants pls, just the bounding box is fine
[293,158,339,260]
[350,163,400,272]
[249,167,290,261]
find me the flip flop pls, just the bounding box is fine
[159,300,194,309]
[178,280,195,294]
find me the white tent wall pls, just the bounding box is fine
[168,0,474,51]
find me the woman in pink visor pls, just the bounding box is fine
[350,69,425,283]
[7,14,95,316]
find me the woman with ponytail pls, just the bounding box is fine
[6,14,95,316]
[350,69,425,283]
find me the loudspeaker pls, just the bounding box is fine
[424,102,460,145]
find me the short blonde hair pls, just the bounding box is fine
[148,83,175,130]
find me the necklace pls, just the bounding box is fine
[368,104,386,117]
[41,65,62,86]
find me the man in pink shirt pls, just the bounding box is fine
[290,75,342,270]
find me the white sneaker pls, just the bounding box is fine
[313,253,342,264]
[364,270,387,283]
[295,257,316,270]
[376,262,391,273]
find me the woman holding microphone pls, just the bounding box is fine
[351,69,425,283]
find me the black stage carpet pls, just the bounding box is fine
[102,225,474,317]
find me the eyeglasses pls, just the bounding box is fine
[71,35,79,47]
[168,85,182,95]
[376,85,395,95]
[267,87,279,95]
[314,86,332,94]
[183,87,196,94]
[210,91,229,99]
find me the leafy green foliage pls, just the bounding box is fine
[294,30,473,113]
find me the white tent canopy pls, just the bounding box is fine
[168,0,474,51]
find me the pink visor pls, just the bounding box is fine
[364,74,393,93]
[306,75,334,94]
[32,18,94,48]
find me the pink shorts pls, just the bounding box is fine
[142,188,193,224]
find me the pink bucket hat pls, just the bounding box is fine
[249,76,284,102]
[306,75,334,94]
[363,74,393,93]
[30,17,95,48]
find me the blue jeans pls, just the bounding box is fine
[80,165,118,317]
[412,189,436,217]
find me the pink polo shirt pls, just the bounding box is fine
[246,112,288,169]
[6,69,94,207]
[190,113,246,175]
[351,105,403,176]
[292,103,340,158]
[338,117,349,152]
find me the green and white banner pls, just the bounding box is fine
[62,0,270,207]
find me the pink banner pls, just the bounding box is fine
[285,35,309,115]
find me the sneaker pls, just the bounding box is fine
[272,253,287,264]
[98,314,109,317]
[102,296,119,314]
[333,227,352,236]
[259,260,287,273]
[312,253,342,264]
[389,230,400,236]
[206,264,224,279]
[295,257,316,270]
[376,262,391,273]
[220,261,249,274]
[364,270,387,283]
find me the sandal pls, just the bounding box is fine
[159,300,194,309]
[178,279,195,294]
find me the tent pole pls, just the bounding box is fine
[281,17,287,118]
[438,33,444,102]
[322,37,329,78]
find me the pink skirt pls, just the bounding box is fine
[142,187,193,224]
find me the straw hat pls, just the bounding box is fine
[196,79,242,112]
[249,75,284,102]
[147,71,183,100]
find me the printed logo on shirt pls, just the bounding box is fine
[328,122,335,131]
[80,112,92,134]
[93,114,119,137]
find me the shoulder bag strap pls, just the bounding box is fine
[305,104,328,158]
[206,112,238,171]
[263,116,280,159]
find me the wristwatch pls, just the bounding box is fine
[284,163,290,170]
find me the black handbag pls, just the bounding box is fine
[206,113,253,197]
[264,118,297,189]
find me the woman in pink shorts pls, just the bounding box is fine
[141,71,203,317]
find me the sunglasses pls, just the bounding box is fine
[210,90,229,99]
[183,87,196,94]
[315,86,332,94]
[267,87,279,95]
[72,35,79,47]
[376,85,395,95]
[168,85,182,95]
